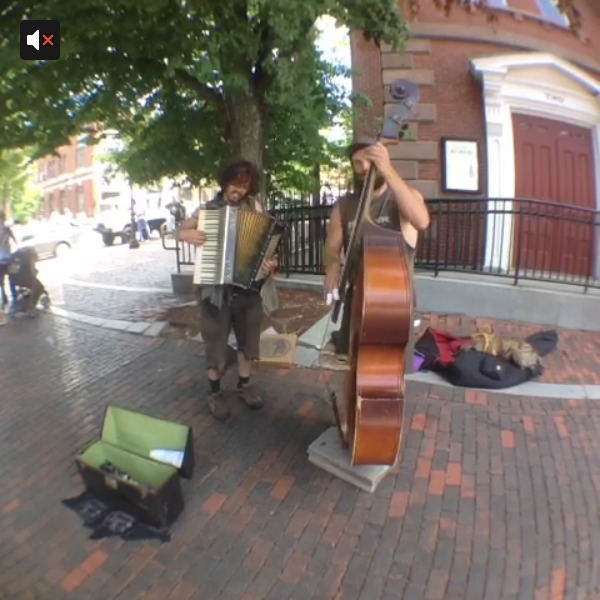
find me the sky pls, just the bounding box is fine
[316,15,351,70]
[315,15,352,142]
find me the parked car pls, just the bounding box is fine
[93,209,168,246]
[15,223,81,260]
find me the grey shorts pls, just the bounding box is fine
[200,291,263,373]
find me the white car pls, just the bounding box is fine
[93,209,168,246]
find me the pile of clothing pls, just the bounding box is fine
[414,327,559,389]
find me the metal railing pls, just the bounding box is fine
[418,198,598,290]
[164,197,599,291]
[161,227,193,273]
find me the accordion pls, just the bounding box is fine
[192,206,285,289]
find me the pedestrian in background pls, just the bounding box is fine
[0,211,18,310]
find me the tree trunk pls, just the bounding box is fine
[225,92,265,176]
[311,162,320,207]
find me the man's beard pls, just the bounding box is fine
[356,170,385,190]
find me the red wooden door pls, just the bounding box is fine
[512,113,596,277]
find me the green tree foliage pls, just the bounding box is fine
[0,0,407,190]
[0,0,579,193]
[0,149,40,222]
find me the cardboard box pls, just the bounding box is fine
[259,334,298,367]
[76,406,194,528]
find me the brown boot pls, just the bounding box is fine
[236,385,264,410]
[207,392,230,421]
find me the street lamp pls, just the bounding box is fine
[129,180,139,249]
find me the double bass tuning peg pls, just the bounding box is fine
[398,123,410,139]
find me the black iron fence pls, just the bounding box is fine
[416,198,598,290]
[164,197,599,291]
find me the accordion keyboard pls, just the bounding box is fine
[193,209,226,285]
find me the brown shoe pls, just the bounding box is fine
[236,385,264,410]
[207,392,230,421]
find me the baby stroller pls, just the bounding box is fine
[7,247,51,315]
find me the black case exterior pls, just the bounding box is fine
[76,458,184,528]
[181,428,195,479]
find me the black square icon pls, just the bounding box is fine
[20,20,60,61]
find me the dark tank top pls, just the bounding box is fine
[337,187,416,272]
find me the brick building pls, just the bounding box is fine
[351,0,599,280]
[36,136,102,219]
[35,134,207,221]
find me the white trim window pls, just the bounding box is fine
[470,0,508,6]
[534,0,570,27]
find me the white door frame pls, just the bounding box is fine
[471,53,600,278]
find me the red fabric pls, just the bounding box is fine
[429,329,472,365]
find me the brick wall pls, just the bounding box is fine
[410,0,599,65]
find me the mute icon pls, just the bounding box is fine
[20,20,60,60]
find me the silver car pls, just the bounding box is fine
[16,224,81,259]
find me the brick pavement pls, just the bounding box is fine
[2,316,600,599]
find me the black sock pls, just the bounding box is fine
[209,378,221,394]
[237,376,250,389]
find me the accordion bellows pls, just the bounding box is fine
[193,206,284,289]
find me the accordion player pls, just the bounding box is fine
[192,206,285,290]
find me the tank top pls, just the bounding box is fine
[337,188,416,270]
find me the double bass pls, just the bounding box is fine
[330,80,419,466]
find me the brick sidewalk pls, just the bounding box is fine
[2,316,600,599]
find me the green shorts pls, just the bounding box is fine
[200,290,263,373]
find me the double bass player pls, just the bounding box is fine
[324,140,430,367]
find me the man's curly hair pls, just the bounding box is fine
[218,160,260,196]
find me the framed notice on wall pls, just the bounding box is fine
[441,137,480,194]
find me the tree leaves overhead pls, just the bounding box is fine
[0,0,581,192]
[0,0,412,189]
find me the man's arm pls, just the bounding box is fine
[254,199,279,276]
[382,170,429,232]
[176,213,206,245]
[324,202,344,296]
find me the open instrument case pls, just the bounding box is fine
[76,405,194,529]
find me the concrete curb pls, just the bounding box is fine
[47,305,600,400]
[48,306,168,338]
